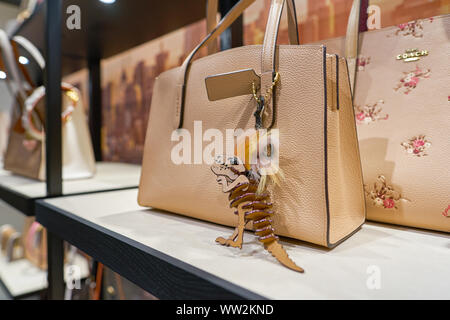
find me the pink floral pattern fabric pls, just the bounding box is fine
[355,100,389,125]
[394,66,431,94]
[394,18,433,38]
[401,135,431,157]
[365,176,408,210]
[357,56,371,71]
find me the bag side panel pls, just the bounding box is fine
[327,56,366,246]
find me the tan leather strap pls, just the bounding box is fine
[345,0,361,94]
[0,29,28,102]
[13,35,46,70]
[0,49,7,79]
[285,0,299,45]
[205,0,297,129]
[259,0,291,128]
[261,0,284,87]
[207,0,219,55]
[206,0,299,53]
[177,0,296,128]
[175,0,256,128]
[9,35,46,92]
[11,40,36,89]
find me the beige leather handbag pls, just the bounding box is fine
[321,1,450,232]
[138,0,365,248]
[0,30,95,181]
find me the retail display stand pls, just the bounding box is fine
[35,189,450,300]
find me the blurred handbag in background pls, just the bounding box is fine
[23,218,47,270]
[321,0,450,232]
[0,224,23,262]
[0,29,95,181]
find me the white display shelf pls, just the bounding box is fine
[0,162,141,216]
[36,189,450,300]
[0,254,89,299]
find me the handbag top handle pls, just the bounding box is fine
[207,0,361,94]
[206,0,219,55]
[175,0,298,129]
[13,35,45,89]
[9,35,45,94]
[12,35,45,70]
[206,0,299,54]
[345,0,361,94]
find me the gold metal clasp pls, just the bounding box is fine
[396,48,429,62]
[252,72,280,130]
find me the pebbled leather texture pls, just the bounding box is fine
[321,14,450,233]
[139,0,365,247]
[138,45,365,246]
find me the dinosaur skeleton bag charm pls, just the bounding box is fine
[211,131,304,273]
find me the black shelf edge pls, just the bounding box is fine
[0,185,35,216]
[0,184,138,217]
[35,199,266,300]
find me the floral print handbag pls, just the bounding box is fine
[322,7,450,232]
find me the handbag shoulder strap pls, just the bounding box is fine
[260,0,290,129]
[0,29,27,102]
[206,0,299,54]
[206,0,219,55]
[12,35,45,70]
[175,0,256,128]
[10,40,36,89]
[176,0,292,129]
[206,0,363,96]
[10,36,45,92]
